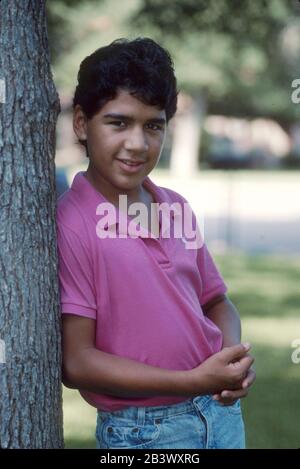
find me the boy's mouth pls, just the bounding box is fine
[116,159,145,173]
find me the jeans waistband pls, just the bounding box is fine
[98,395,213,426]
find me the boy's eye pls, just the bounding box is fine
[110,121,126,128]
[146,123,163,131]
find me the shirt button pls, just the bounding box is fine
[107,427,113,433]
[155,418,162,424]
[132,428,139,433]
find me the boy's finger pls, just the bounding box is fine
[240,355,255,370]
[219,388,248,402]
[231,355,254,374]
[242,368,256,389]
[221,343,251,363]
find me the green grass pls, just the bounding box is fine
[63,387,96,449]
[217,254,300,318]
[218,253,300,448]
[63,253,300,449]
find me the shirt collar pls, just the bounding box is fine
[71,171,182,238]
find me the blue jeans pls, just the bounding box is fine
[95,395,246,449]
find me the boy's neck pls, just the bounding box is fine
[84,168,152,207]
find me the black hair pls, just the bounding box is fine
[73,37,178,151]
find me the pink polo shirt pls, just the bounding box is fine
[57,172,227,411]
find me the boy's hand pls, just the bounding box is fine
[190,343,254,396]
[212,359,256,406]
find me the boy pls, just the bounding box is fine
[57,38,255,449]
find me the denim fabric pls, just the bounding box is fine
[95,395,245,449]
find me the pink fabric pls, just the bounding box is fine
[57,172,227,411]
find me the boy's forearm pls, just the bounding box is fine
[63,297,243,399]
[203,297,242,347]
[64,348,196,399]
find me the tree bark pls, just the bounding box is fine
[0,0,63,448]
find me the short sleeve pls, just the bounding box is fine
[57,223,97,319]
[197,243,227,306]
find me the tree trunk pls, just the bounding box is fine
[0,0,63,448]
[170,93,206,178]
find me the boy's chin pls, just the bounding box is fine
[114,173,148,188]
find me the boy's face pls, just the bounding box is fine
[73,89,166,202]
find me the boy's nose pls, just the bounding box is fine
[124,127,149,152]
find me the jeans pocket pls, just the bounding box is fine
[102,419,160,449]
[210,398,245,448]
[95,415,109,449]
[224,399,242,415]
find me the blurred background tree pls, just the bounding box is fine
[47,0,300,173]
[46,0,300,449]
[47,0,102,63]
[133,0,300,173]
[134,0,300,120]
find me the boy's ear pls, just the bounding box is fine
[73,105,88,141]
